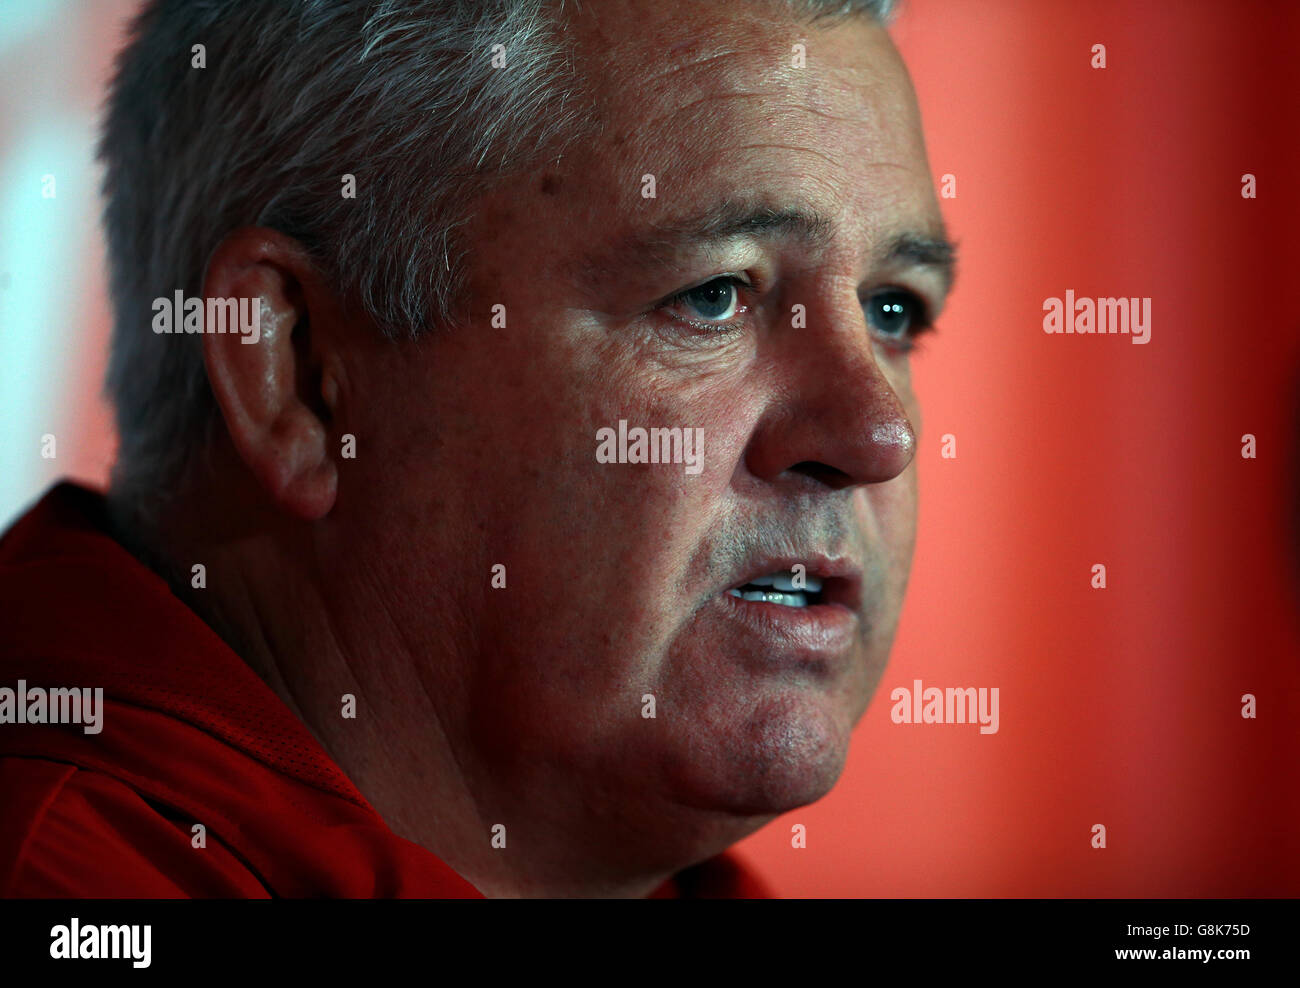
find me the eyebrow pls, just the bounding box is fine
[879,230,958,297]
[583,199,958,297]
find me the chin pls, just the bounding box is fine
[673,690,854,817]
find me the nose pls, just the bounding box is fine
[743,292,917,491]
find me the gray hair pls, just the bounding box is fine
[100,0,897,516]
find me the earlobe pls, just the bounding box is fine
[200,228,339,521]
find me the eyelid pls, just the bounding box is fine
[657,273,753,331]
[659,271,752,306]
[863,285,937,354]
[864,282,934,317]
[872,275,948,325]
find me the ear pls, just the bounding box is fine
[200,227,339,521]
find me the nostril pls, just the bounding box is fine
[790,461,854,488]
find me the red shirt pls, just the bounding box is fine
[0,483,770,898]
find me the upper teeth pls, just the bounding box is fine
[744,571,823,592]
[726,570,824,607]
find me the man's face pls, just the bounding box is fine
[343,1,949,838]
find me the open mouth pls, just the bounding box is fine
[725,570,824,609]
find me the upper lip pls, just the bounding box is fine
[724,553,863,611]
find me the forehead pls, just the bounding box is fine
[547,2,942,248]
[563,1,924,155]
[461,2,946,303]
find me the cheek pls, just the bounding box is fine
[858,461,918,569]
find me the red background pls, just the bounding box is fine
[2,0,1297,895]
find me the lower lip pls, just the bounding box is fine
[710,589,860,660]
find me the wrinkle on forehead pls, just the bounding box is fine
[629,39,885,119]
[565,9,914,163]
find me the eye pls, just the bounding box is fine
[662,276,747,329]
[864,288,933,349]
